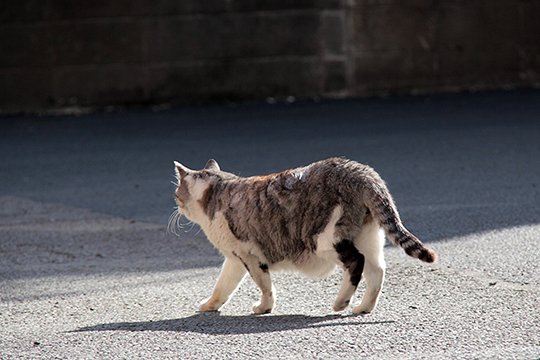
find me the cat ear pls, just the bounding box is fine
[204,159,220,171]
[173,161,191,179]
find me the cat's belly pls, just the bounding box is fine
[269,204,343,278]
[271,254,337,279]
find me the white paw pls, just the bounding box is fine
[252,304,272,315]
[252,298,274,315]
[352,304,374,315]
[198,298,221,312]
[333,299,350,312]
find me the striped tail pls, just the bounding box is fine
[364,185,438,263]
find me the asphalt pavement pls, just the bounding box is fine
[1,90,539,359]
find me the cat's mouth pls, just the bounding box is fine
[174,194,184,208]
[175,202,185,212]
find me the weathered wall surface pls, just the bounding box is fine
[1,0,539,112]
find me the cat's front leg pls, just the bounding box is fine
[232,251,275,315]
[252,283,275,315]
[199,257,247,312]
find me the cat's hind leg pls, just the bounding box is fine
[333,239,365,312]
[352,258,385,314]
[199,257,247,312]
[232,251,275,315]
[352,223,386,315]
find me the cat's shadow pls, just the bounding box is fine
[74,312,394,335]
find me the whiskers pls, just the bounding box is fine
[168,176,199,236]
[167,208,197,236]
[171,173,182,189]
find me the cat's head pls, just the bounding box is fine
[173,159,223,221]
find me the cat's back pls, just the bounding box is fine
[237,157,378,200]
[231,159,376,223]
[294,157,380,193]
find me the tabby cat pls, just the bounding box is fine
[172,157,437,315]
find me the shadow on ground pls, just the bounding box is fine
[73,313,394,335]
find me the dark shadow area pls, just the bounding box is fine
[73,312,394,335]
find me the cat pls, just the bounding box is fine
[172,157,437,315]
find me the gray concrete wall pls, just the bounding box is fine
[1,0,539,112]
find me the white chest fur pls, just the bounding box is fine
[197,211,238,253]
